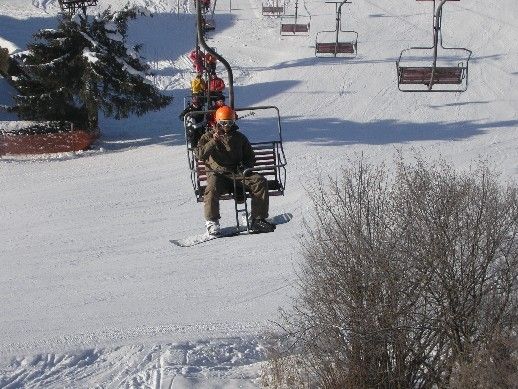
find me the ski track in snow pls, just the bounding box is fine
[1,0,518,386]
[1,337,267,388]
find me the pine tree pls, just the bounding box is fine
[0,46,9,75]
[12,5,171,129]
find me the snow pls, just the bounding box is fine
[0,37,18,53]
[82,47,99,63]
[1,0,518,387]
[116,56,152,82]
[0,121,61,132]
[71,12,83,26]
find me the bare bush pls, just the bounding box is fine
[264,158,518,389]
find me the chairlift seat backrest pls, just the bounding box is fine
[398,66,464,85]
[193,142,285,202]
[280,23,310,33]
[262,6,284,15]
[316,42,355,54]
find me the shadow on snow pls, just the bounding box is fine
[281,116,518,146]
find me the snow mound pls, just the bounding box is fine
[1,337,268,388]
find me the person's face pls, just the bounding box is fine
[217,119,234,132]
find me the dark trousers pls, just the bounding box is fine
[204,172,269,221]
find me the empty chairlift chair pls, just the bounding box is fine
[57,0,97,14]
[280,0,311,36]
[262,0,285,16]
[396,0,472,92]
[315,0,358,58]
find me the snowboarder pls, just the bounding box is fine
[204,52,217,75]
[207,97,226,129]
[208,73,225,103]
[195,106,276,236]
[208,73,225,93]
[179,98,207,147]
[188,49,204,73]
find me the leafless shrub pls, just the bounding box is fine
[261,351,313,388]
[449,332,518,388]
[264,157,518,388]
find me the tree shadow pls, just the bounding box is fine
[97,79,300,152]
[281,116,518,146]
[127,13,197,63]
[0,14,58,52]
[0,77,18,120]
[242,51,504,73]
[233,80,301,106]
[97,103,184,152]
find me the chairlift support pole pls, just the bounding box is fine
[429,0,448,90]
[293,0,299,26]
[196,0,234,108]
[332,0,351,57]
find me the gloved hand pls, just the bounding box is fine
[193,120,207,129]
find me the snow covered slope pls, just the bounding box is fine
[1,0,517,387]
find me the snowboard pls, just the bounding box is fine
[170,213,293,247]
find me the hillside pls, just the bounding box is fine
[1,0,517,387]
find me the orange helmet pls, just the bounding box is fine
[215,106,235,122]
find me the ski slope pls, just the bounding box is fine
[1,0,517,387]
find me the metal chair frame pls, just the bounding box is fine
[58,0,97,14]
[315,0,358,58]
[262,0,285,17]
[280,0,311,36]
[396,0,472,92]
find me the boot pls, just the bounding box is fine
[205,219,221,236]
[249,218,276,234]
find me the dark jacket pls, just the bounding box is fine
[180,104,206,147]
[195,126,255,173]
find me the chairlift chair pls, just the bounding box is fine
[315,0,358,58]
[185,106,287,203]
[262,0,285,16]
[280,0,311,36]
[396,0,472,92]
[58,0,97,14]
[184,0,288,232]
